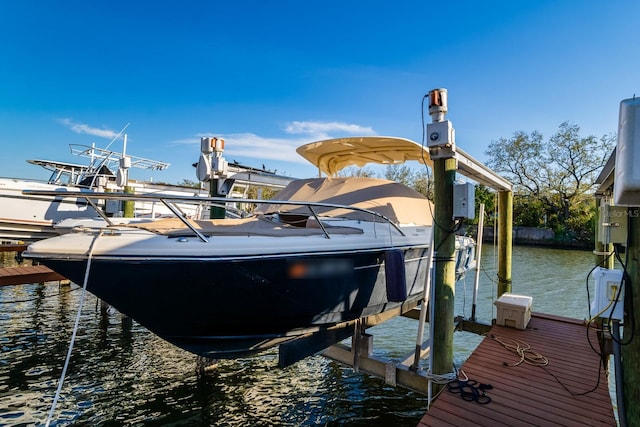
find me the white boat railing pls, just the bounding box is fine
[22,190,407,243]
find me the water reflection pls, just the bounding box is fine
[0,283,429,426]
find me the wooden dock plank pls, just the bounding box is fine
[0,265,66,286]
[418,313,616,427]
[463,353,611,414]
[0,244,28,253]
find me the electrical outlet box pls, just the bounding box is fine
[590,267,624,320]
[598,204,628,244]
[453,182,475,219]
[426,120,455,148]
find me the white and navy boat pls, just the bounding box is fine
[22,137,476,363]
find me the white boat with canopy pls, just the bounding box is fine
[23,136,476,363]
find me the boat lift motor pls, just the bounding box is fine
[590,267,624,321]
[116,134,132,187]
[196,137,232,195]
[426,88,456,159]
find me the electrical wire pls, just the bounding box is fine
[492,334,604,396]
[584,251,615,319]
[579,249,621,397]
[480,264,499,285]
[611,244,635,345]
[583,250,619,358]
[587,298,616,324]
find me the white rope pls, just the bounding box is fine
[45,232,102,427]
[425,369,458,384]
[426,366,459,410]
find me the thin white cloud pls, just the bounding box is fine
[173,120,377,165]
[179,132,309,164]
[284,121,375,138]
[58,118,120,139]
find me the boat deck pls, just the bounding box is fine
[418,313,617,426]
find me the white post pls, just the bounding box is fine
[471,203,485,322]
[412,231,435,370]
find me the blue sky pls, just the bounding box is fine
[1,1,638,184]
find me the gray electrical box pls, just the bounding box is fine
[598,204,628,244]
[453,182,475,219]
[105,199,123,216]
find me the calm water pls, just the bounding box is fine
[0,245,603,426]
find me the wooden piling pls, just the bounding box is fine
[209,179,226,219]
[431,156,457,387]
[497,190,513,296]
[123,185,135,218]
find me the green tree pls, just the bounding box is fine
[337,166,377,178]
[473,184,496,224]
[177,178,202,188]
[383,164,414,186]
[485,122,615,242]
[413,169,434,200]
[513,195,546,227]
[246,185,277,200]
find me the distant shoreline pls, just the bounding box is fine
[469,226,593,251]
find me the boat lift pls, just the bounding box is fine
[291,88,514,398]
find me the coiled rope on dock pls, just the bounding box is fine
[490,335,549,367]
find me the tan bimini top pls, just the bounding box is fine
[296,136,433,176]
[258,177,434,226]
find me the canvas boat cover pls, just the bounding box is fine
[129,176,433,236]
[259,177,434,226]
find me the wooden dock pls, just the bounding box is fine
[0,243,28,253]
[419,313,617,426]
[0,265,67,286]
[0,243,67,286]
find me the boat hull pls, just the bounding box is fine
[39,246,430,357]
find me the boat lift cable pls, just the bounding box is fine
[613,244,635,345]
[45,231,102,427]
[103,123,130,152]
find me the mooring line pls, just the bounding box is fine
[45,232,102,427]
